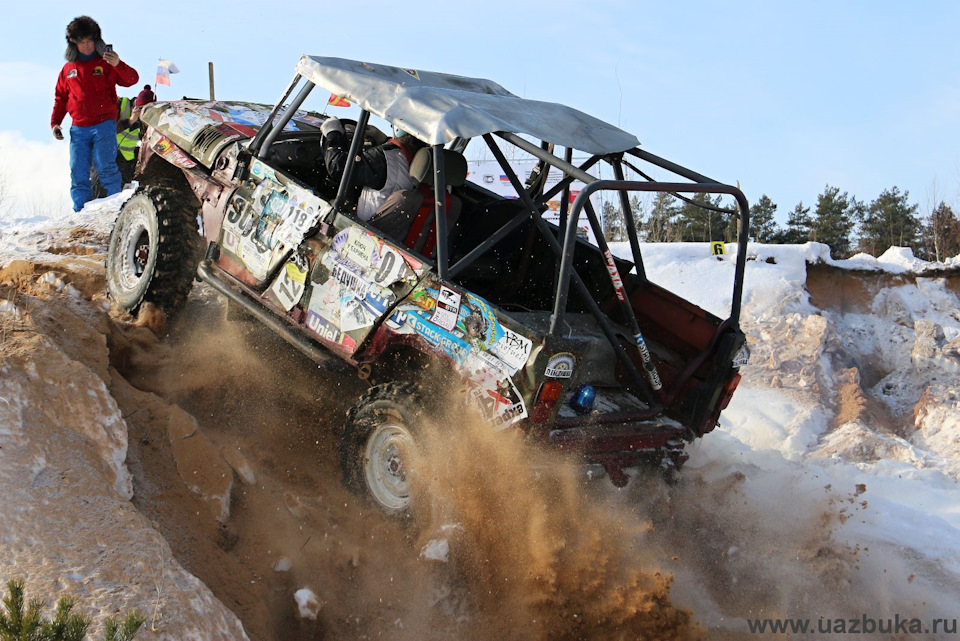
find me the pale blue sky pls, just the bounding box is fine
[2,0,959,222]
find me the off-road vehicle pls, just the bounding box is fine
[106,56,750,514]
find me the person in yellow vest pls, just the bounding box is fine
[90,95,142,198]
[115,95,141,163]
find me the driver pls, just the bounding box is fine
[319,117,426,221]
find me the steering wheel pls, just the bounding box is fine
[332,118,389,146]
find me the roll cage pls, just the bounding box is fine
[243,64,750,407]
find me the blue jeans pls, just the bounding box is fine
[69,120,120,211]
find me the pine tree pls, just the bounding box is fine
[749,194,779,242]
[675,192,725,242]
[0,579,144,641]
[775,202,812,244]
[645,192,678,242]
[858,186,920,256]
[810,185,856,258]
[627,194,643,238]
[922,201,960,262]
[601,199,625,241]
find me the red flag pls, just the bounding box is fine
[327,93,350,107]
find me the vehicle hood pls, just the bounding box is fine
[139,100,325,168]
[296,56,640,155]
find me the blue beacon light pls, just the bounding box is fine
[569,384,596,415]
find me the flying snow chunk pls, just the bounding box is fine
[0,300,21,318]
[420,538,450,563]
[39,272,65,290]
[294,588,321,620]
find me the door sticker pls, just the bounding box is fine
[270,259,308,311]
[430,286,461,331]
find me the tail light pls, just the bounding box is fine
[716,372,742,411]
[531,381,564,423]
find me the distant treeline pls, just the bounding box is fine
[600,185,960,261]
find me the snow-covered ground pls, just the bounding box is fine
[613,239,960,635]
[2,192,960,638]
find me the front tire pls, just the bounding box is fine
[340,382,425,515]
[106,183,201,317]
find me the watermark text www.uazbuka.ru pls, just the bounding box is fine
[747,614,958,635]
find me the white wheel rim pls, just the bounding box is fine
[116,199,155,291]
[363,423,415,512]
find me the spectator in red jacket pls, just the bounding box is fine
[136,84,156,106]
[51,16,139,211]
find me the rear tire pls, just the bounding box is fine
[106,182,201,317]
[339,382,426,516]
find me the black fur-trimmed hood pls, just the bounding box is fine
[64,15,106,62]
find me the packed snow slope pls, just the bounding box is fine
[1,191,959,640]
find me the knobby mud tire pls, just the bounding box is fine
[339,382,427,516]
[106,182,201,317]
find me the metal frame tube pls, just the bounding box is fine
[625,147,718,185]
[333,110,371,213]
[432,144,449,278]
[259,80,315,159]
[249,74,303,156]
[541,155,602,203]
[553,147,574,295]
[582,199,662,395]
[558,147,574,241]
[448,209,530,279]
[198,260,339,367]
[497,132,599,186]
[612,158,647,279]
[553,180,750,333]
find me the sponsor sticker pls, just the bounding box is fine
[238,236,271,279]
[344,229,378,265]
[166,148,197,169]
[250,159,278,183]
[148,131,196,168]
[331,258,372,299]
[269,260,307,311]
[339,294,377,332]
[469,374,527,428]
[544,352,575,379]
[250,179,282,216]
[223,230,239,252]
[472,348,513,376]
[490,328,532,374]
[430,285,461,331]
[275,194,329,248]
[306,311,341,343]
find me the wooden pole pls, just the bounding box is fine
[208,62,215,101]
